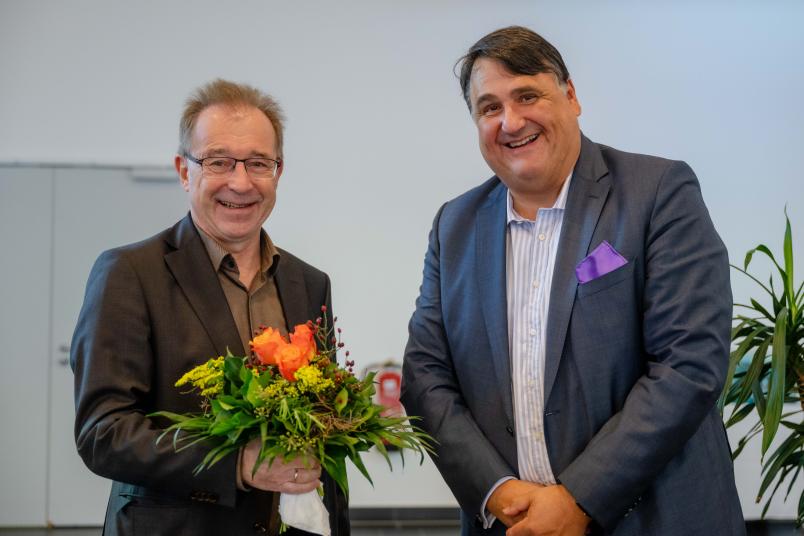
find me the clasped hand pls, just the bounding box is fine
[240,438,322,494]
[488,480,590,536]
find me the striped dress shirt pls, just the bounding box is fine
[506,173,571,485]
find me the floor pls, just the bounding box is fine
[0,530,460,536]
[0,523,802,535]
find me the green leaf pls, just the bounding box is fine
[731,264,774,300]
[729,329,770,410]
[752,244,782,273]
[217,398,236,411]
[731,422,764,459]
[783,211,796,321]
[326,454,349,496]
[334,388,348,415]
[758,431,803,499]
[347,450,374,486]
[246,375,263,407]
[761,307,788,455]
[744,247,757,270]
[725,402,756,429]
[750,299,775,323]
[751,377,767,421]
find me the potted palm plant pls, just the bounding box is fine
[719,213,803,527]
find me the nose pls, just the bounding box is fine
[227,161,253,191]
[501,105,525,134]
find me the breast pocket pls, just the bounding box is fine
[576,259,635,298]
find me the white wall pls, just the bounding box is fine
[1,0,803,523]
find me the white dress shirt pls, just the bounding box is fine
[480,173,572,527]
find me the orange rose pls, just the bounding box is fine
[276,344,309,381]
[250,327,285,365]
[289,323,317,363]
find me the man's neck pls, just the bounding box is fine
[510,178,566,220]
[192,218,263,289]
[228,239,262,289]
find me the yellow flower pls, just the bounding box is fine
[175,356,224,397]
[294,365,335,394]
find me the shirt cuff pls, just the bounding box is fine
[479,476,516,529]
[236,448,251,492]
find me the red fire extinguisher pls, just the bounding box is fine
[362,360,405,449]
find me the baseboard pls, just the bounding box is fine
[347,509,801,533]
[348,507,461,527]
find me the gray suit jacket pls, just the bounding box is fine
[72,214,350,536]
[401,135,744,535]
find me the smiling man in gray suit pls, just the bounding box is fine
[72,79,349,535]
[401,27,744,535]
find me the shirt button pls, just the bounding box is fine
[532,280,539,288]
[538,233,546,241]
[529,328,537,336]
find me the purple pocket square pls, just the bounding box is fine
[576,241,627,284]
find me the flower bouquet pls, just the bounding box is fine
[151,307,432,535]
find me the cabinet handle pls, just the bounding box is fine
[58,344,70,366]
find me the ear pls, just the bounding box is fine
[565,79,582,117]
[175,154,191,192]
[274,159,284,186]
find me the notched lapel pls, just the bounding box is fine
[543,136,611,404]
[163,216,245,356]
[476,182,514,425]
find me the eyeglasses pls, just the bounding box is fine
[185,154,281,180]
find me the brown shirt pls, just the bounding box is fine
[195,223,288,351]
[195,222,284,533]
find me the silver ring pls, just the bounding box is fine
[293,468,299,483]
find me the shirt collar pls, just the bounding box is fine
[194,221,280,276]
[506,172,573,224]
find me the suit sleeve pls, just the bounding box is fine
[71,249,239,507]
[401,205,516,518]
[557,161,733,530]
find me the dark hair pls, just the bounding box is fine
[457,26,570,109]
[179,78,286,159]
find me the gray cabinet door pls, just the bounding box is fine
[0,167,53,526]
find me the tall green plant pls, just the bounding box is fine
[719,213,803,526]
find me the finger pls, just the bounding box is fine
[502,495,532,517]
[501,512,526,528]
[300,466,322,482]
[291,456,321,471]
[505,517,531,536]
[288,466,321,485]
[279,479,322,494]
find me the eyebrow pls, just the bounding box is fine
[204,147,274,158]
[473,84,546,110]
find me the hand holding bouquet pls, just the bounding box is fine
[152,307,432,535]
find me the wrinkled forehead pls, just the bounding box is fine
[469,58,564,103]
[189,104,278,154]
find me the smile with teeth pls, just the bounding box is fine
[506,133,540,149]
[218,200,255,209]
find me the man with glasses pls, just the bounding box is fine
[72,79,349,535]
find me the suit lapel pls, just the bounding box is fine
[163,215,246,356]
[476,182,514,425]
[543,136,610,404]
[274,255,310,331]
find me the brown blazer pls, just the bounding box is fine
[71,214,349,535]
